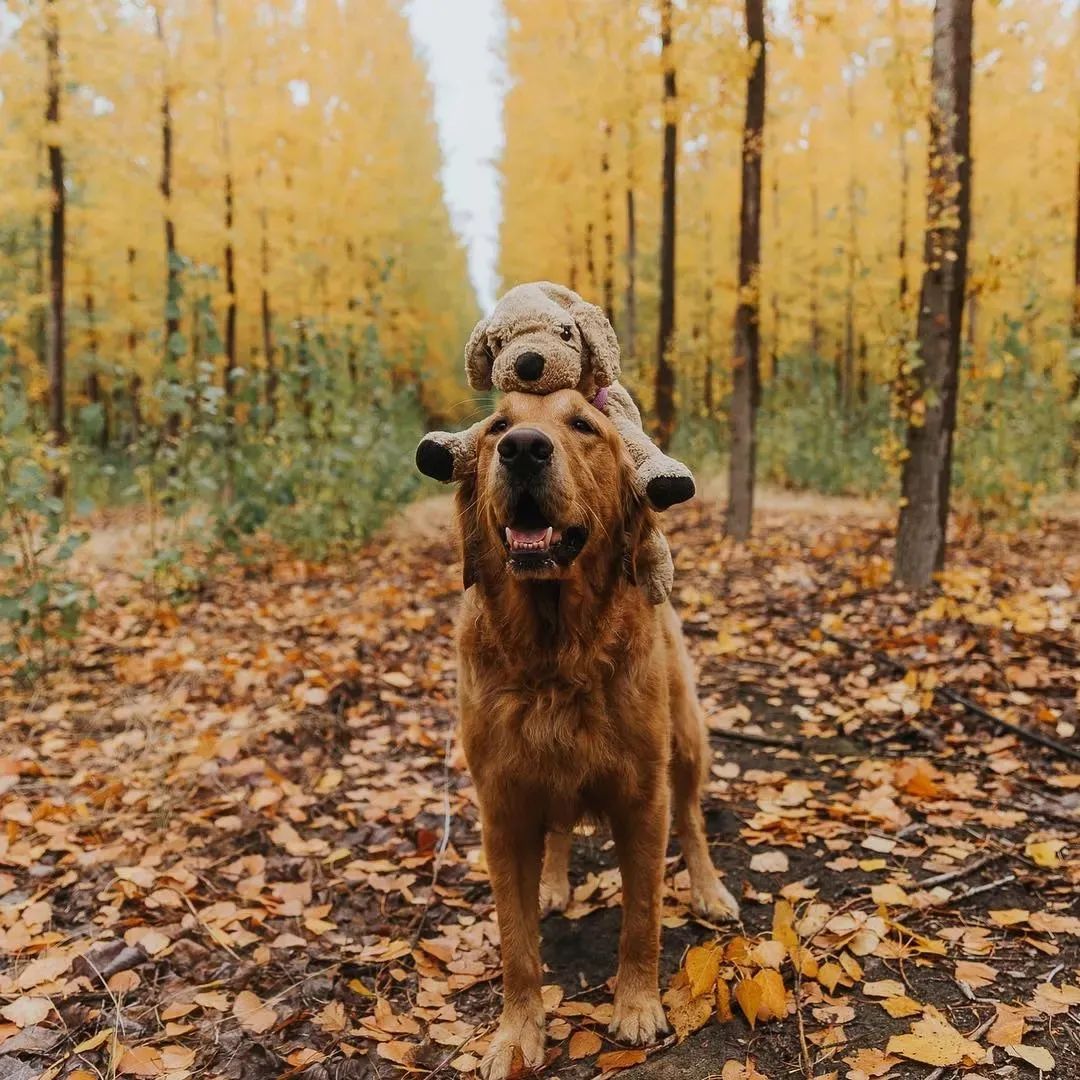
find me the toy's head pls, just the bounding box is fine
[464,281,620,396]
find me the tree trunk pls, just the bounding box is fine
[45,0,66,480]
[810,179,822,356]
[843,84,858,410]
[212,0,238,415]
[654,0,677,451]
[156,6,182,441]
[600,122,615,325]
[84,290,108,449]
[894,0,973,587]
[725,0,766,541]
[1067,149,1079,481]
[625,184,637,365]
[261,206,277,426]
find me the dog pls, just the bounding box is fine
[454,389,740,1080]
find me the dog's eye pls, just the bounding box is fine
[560,326,573,342]
[489,417,509,435]
[570,416,596,435]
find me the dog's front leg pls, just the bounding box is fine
[608,793,670,1045]
[479,809,546,1080]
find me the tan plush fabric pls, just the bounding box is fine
[416,282,695,604]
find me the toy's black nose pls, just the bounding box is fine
[514,351,545,382]
[497,427,553,476]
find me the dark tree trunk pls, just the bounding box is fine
[810,179,822,356]
[1067,149,1079,481]
[654,0,677,451]
[45,0,66,481]
[127,248,141,443]
[770,171,781,376]
[213,0,238,415]
[894,0,973,587]
[600,122,616,325]
[725,0,766,541]
[261,207,277,426]
[625,184,637,364]
[84,290,108,449]
[584,220,597,294]
[156,7,181,440]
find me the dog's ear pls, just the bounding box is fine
[571,300,620,387]
[619,462,651,587]
[456,473,482,590]
[464,316,494,391]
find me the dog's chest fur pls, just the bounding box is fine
[459,598,671,822]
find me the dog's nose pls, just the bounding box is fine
[514,351,545,382]
[497,427,553,476]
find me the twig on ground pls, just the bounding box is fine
[708,725,800,750]
[916,852,1002,889]
[947,874,1017,906]
[820,631,1080,762]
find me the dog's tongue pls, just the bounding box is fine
[508,527,547,545]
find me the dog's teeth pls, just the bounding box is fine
[506,527,512,545]
[544,527,552,548]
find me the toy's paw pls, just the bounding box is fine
[609,986,668,1045]
[643,572,672,606]
[691,876,741,923]
[480,1006,545,1080]
[646,472,695,510]
[416,438,455,482]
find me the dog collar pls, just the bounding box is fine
[591,386,610,411]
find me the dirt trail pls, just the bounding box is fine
[1,488,1077,1079]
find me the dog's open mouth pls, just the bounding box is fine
[501,492,587,571]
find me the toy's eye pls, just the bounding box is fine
[489,417,509,435]
[560,325,573,342]
[570,416,596,435]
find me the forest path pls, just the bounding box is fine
[2,489,1078,1079]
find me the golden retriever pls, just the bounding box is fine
[455,389,739,1080]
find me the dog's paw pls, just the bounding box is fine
[539,876,570,917]
[480,1008,545,1080]
[691,876,741,923]
[608,988,668,1046]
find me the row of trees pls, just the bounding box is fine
[0,0,478,461]
[499,0,1079,584]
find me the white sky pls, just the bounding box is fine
[405,0,506,311]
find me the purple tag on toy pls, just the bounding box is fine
[592,386,610,411]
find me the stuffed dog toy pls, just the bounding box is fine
[416,281,695,604]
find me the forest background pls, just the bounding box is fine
[0,0,1078,670]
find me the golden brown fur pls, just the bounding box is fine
[455,390,739,1080]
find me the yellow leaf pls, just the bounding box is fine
[716,978,733,1022]
[72,1029,114,1053]
[685,945,721,998]
[670,993,713,1040]
[734,978,763,1029]
[568,1029,602,1059]
[753,969,787,1022]
[1025,839,1065,868]
[0,996,51,1028]
[232,989,278,1034]
[881,995,923,1018]
[987,1003,1026,1047]
[1005,1044,1054,1071]
[116,1046,163,1077]
[886,1007,985,1067]
[596,1048,647,1071]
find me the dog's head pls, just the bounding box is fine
[457,389,651,592]
[463,282,620,397]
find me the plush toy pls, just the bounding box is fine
[415,281,695,605]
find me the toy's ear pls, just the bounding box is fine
[464,316,493,391]
[571,301,620,387]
